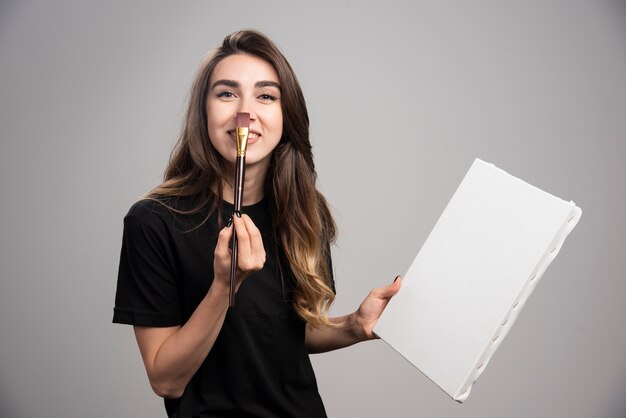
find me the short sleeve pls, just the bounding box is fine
[112,215,182,327]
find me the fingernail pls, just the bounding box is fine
[393,275,400,283]
[235,210,242,218]
[226,217,233,227]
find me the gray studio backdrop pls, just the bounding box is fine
[1,1,625,417]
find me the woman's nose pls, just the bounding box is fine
[236,97,257,121]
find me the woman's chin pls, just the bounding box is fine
[217,149,272,172]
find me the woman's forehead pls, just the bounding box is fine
[210,53,279,86]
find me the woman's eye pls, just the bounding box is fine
[216,91,235,98]
[259,94,278,101]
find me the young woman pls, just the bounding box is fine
[113,29,402,418]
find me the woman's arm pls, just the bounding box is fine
[134,283,229,399]
[133,214,265,399]
[305,276,402,354]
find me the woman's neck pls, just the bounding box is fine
[221,158,269,206]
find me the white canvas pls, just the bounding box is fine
[373,158,582,403]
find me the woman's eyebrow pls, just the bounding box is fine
[255,81,281,90]
[211,79,239,89]
[211,79,281,90]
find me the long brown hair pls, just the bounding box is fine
[140,29,338,328]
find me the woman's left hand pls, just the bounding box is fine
[354,276,402,341]
[305,276,403,353]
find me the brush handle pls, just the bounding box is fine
[229,234,238,308]
[229,154,246,308]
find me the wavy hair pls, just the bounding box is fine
[139,29,338,328]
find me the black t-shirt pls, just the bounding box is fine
[112,195,333,418]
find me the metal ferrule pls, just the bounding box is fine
[236,127,249,156]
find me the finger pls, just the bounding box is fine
[232,213,252,263]
[385,276,402,297]
[241,214,265,259]
[373,276,402,299]
[214,220,233,259]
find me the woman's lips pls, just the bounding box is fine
[228,131,260,144]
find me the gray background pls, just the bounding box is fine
[1,1,625,417]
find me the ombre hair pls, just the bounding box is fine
[139,29,338,328]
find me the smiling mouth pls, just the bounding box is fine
[228,131,261,142]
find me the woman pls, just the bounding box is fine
[113,29,402,418]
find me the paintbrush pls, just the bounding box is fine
[229,112,250,308]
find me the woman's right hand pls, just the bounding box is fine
[213,213,266,292]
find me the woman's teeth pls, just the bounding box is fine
[229,131,259,139]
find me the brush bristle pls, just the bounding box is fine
[236,112,250,128]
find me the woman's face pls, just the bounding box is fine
[206,53,283,170]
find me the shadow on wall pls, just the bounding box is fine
[0,392,24,418]
[0,0,36,42]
